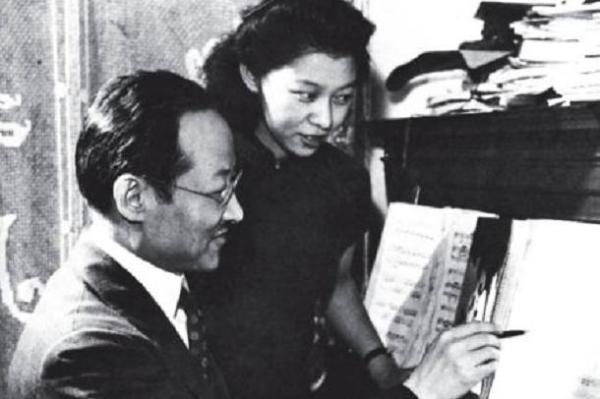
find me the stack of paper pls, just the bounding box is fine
[484,3,600,105]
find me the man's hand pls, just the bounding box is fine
[404,322,501,399]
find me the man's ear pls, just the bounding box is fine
[239,64,259,93]
[113,174,152,223]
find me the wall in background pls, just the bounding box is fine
[367,0,483,119]
[362,1,483,219]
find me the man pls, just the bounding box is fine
[8,70,243,399]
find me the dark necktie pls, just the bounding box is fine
[179,286,211,380]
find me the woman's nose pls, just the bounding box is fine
[309,100,333,131]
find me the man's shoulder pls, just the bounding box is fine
[43,327,157,365]
[34,237,125,325]
[8,313,151,399]
[10,236,145,366]
[9,326,169,399]
[10,261,143,363]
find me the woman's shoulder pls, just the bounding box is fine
[316,143,372,239]
[316,142,368,180]
[313,143,370,205]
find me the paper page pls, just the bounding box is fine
[365,203,493,367]
[488,221,533,328]
[365,203,446,367]
[488,219,600,399]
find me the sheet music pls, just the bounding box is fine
[365,203,493,367]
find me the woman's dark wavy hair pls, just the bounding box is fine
[203,0,375,134]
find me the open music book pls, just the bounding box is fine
[365,203,600,399]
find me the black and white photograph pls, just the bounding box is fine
[2,1,600,399]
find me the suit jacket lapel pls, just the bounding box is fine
[68,235,222,398]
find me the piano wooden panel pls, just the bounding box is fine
[366,103,600,222]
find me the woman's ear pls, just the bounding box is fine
[113,174,151,223]
[239,64,259,93]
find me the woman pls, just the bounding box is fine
[197,1,407,398]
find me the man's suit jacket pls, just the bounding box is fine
[8,232,230,399]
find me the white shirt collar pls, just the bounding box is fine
[89,227,184,320]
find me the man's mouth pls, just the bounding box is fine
[213,228,229,240]
[211,229,228,248]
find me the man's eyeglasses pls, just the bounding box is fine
[174,169,243,210]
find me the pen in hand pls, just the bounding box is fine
[493,330,526,339]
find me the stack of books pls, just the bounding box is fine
[484,2,600,106]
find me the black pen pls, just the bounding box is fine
[493,330,526,339]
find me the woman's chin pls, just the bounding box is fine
[289,144,320,157]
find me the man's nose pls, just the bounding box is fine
[222,192,243,223]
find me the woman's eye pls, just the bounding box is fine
[333,93,354,105]
[292,91,317,102]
